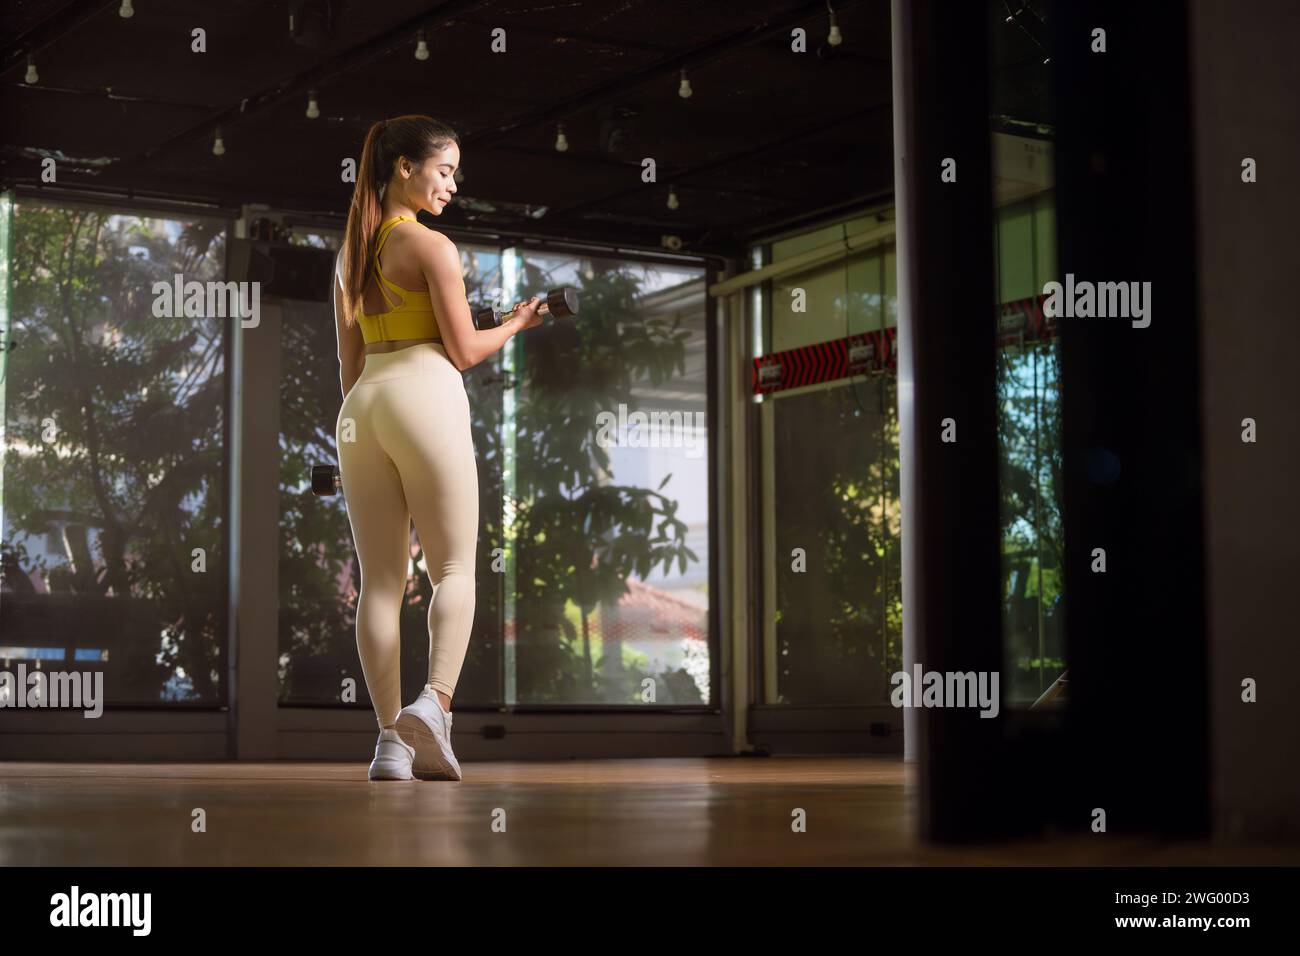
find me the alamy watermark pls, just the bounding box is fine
[594,403,706,460]
[0,665,103,718]
[152,274,260,328]
[1042,273,1151,328]
[890,664,1000,718]
[50,885,151,936]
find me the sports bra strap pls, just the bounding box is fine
[375,216,411,256]
[372,216,414,308]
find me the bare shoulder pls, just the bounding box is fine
[423,227,457,253]
[392,222,452,255]
[385,219,449,259]
[391,220,449,244]
[409,226,461,274]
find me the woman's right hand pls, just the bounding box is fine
[512,296,543,332]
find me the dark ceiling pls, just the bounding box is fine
[1,0,896,262]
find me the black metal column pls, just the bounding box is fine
[1052,0,1209,836]
[892,0,1006,841]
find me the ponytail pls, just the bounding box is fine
[339,115,460,329]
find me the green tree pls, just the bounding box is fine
[2,203,227,703]
[997,336,1066,702]
[276,252,705,708]
[772,376,903,705]
[510,259,700,703]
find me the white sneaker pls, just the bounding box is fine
[395,685,462,781]
[368,727,415,781]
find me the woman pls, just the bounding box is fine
[333,115,542,781]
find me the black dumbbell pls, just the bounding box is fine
[312,464,341,497]
[474,287,579,329]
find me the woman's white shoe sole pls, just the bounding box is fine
[368,764,413,781]
[395,714,462,781]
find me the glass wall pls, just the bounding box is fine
[1,198,714,717]
[991,0,1065,707]
[994,195,1064,707]
[509,251,710,705]
[286,229,340,252]
[757,237,902,706]
[768,216,897,351]
[0,195,230,705]
[277,241,711,710]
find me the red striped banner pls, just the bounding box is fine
[997,293,1058,347]
[752,296,1058,395]
[752,327,897,395]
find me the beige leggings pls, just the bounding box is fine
[335,342,478,729]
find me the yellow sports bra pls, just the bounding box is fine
[358,216,442,345]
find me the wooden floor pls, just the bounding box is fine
[2,758,1296,866]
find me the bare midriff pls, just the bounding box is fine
[363,336,441,356]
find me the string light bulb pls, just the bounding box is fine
[212,127,225,156]
[305,90,319,119]
[415,29,429,61]
[24,57,38,84]
[555,124,568,152]
[827,1,843,46]
[678,69,692,99]
[119,0,134,17]
[667,186,679,210]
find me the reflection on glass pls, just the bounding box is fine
[760,243,902,706]
[770,220,896,350]
[771,378,901,705]
[997,334,1064,704]
[510,252,710,704]
[991,0,1065,706]
[0,199,229,705]
[287,231,340,251]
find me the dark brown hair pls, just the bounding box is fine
[339,114,460,328]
